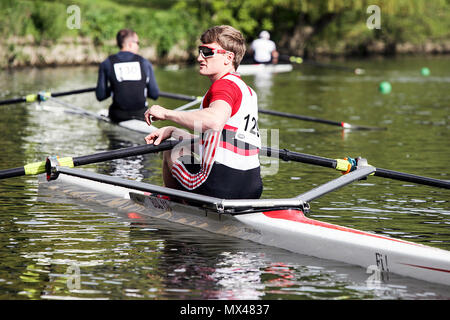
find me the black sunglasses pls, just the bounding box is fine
[198,45,228,58]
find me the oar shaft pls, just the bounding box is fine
[374,168,450,189]
[0,167,25,179]
[259,109,385,130]
[262,147,449,189]
[259,109,343,127]
[51,87,95,97]
[0,87,96,106]
[1,88,200,107]
[0,97,26,106]
[73,140,179,166]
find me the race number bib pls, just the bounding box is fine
[235,114,261,148]
[113,61,141,82]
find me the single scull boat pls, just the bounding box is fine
[6,90,448,286]
[40,154,450,287]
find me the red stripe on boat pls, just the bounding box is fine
[263,209,421,246]
[401,263,450,273]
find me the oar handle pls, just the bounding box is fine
[0,139,189,180]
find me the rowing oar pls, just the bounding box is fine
[258,109,386,130]
[262,147,450,189]
[1,137,448,189]
[155,91,385,130]
[281,55,365,75]
[0,87,201,107]
[0,87,96,106]
[0,139,186,180]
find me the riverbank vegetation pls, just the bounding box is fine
[1,0,449,68]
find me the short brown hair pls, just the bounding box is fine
[200,25,246,69]
[116,29,137,49]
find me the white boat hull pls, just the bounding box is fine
[237,63,293,76]
[41,171,450,286]
[236,212,450,286]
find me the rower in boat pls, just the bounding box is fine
[144,25,263,200]
[95,29,159,123]
[250,30,279,64]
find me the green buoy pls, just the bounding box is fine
[421,67,430,76]
[379,81,392,94]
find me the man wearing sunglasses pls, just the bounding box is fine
[144,25,263,200]
[96,29,159,123]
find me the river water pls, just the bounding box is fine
[0,56,449,301]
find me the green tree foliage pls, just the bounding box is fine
[174,0,450,56]
[1,0,449,59]
[0,0,66,43]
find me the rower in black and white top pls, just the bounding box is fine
[95,29,159,123]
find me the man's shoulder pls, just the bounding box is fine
[208,77,246,101]
[99,55,114,71]
[100,53,118,65]
[211,76,242,90]
[252,39,263,45]
[129,53,152,68]
[107,52,150,63]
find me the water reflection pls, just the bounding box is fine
[4,183,449,300]
[251,72,274,109]
[97,132,147,181]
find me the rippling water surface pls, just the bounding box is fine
[0,56,449,300]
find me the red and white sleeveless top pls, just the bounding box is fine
[171,73,261,190]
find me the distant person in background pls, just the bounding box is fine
[96,29,159,123]
[250,30,279,64]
